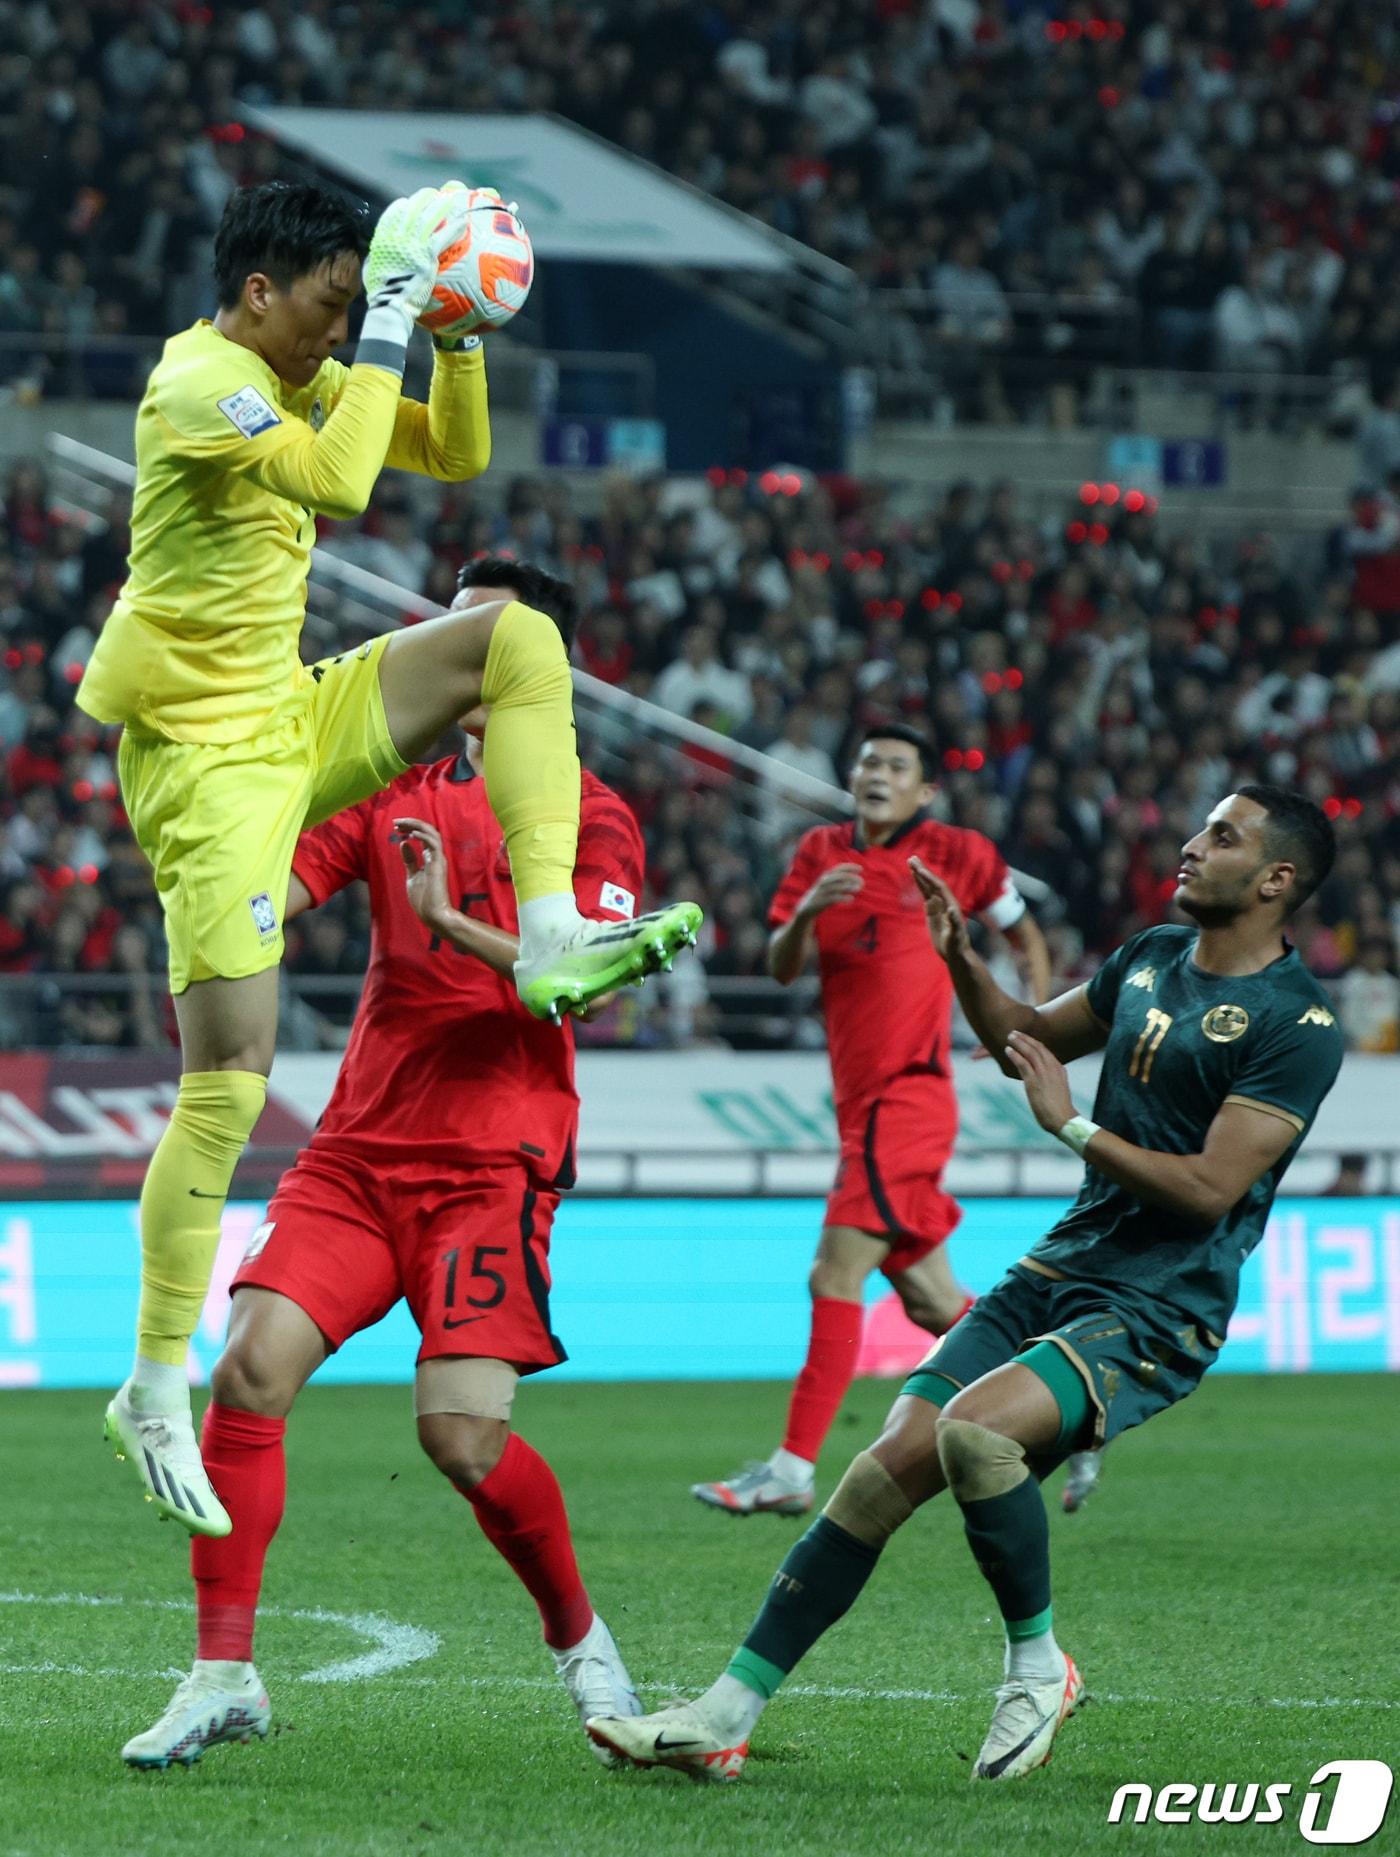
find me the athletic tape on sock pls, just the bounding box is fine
[822,1450,914,1547]
[936,1418,1030,1502]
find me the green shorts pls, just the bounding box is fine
[902,1263,1221,1452]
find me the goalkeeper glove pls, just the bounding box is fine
[357,187,470,372]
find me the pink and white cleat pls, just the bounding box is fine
[690,1460,814,1517]
[586,1701,749,1781]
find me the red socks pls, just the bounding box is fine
[189,1411,592,1661]
[782,1296,865,1464]
[191,1403,286,1662]
[461,1432,593,1650]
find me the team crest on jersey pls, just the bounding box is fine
[309,396,325,432]
[1126,966,1157,990]
[244,1220,275,1262]
[249,891,278,940]
[1297,1004,1336,1027]
[1202,1003,1249,1043]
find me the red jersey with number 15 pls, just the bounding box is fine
[769,812,1024,1123]
[291,757,644,1181]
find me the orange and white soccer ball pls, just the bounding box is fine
[420,185,534,339]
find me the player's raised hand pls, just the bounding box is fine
[910,856,970,960]
[1004,1028,1076,1132]
[799,863,864,919]
[395,816,453,932]
[363,187,470,331]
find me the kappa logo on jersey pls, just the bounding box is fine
[599,882,636,918]
[1126,966,1157,990]
[249,891,278,939]
[216,385,282,439]
[243,1220,275,1262]
[1298,1004,1337,1027]
[1202,1003,1249,1043]
[309,396,325,432]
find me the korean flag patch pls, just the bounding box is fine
[217,384,282,439]
[599,882,636,918]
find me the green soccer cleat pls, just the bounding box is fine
[514,902,703,1024]
[105,1382,232,1538]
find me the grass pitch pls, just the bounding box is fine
[2,1375,1396,1857]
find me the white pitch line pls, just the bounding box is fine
[0,1591,439,1685]
[381,1673,1399,1712]
[4,1595,1392,1712]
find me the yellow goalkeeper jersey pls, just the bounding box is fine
[77,320,490,745]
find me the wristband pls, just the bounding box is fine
[432,332,483,353]
[355,301,414,375]
[1055,1114,1100,1158]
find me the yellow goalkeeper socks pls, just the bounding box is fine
[480,601,581,918]
[134,1069,268,1371]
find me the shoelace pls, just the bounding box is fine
[725,1461,776,1488]
[130,1409,204,1471]
[148,1671,210,1732]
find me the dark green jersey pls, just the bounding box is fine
[1026,923,1344,1338]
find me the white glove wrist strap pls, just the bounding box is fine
[356,303,413,373]
[1056,1114,1100,1158]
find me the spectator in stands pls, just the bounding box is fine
[1336,936,1400,1053]
[3,441,1398,1055]
[650,624,752,729]
[760,703,838,844]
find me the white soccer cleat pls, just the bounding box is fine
[552,1615,643,1768]
[121,1663,270,1769]
[1061,1450,1104,1513]
[691,1460,814,1517]
[104,1382,232,1537]
[972,1652,1085,1780]
[586,1700,749,1782]
[514,902,703,1024]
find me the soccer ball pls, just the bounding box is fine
[420,188,534,339]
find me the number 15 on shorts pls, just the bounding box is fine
[443,1244,508,1329]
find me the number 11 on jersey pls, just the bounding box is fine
[1128,1007,1172,1083]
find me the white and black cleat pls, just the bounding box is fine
[105,1383,231,1537]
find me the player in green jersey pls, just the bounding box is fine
[588,786,1344,1784]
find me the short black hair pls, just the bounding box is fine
[456,556,578,653]
[1235,783,1336,914]
[855,723,938,782]
[213,181,371,309]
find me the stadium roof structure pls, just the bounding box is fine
[241,108,796,274]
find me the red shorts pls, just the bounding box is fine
[232,1147,566,1372]
[826,1080,961,1277]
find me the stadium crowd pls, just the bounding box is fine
[1,452,1397,1051]
[4,0,1400,424]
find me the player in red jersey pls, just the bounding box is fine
[693,724,1052,1517]
[121,561,650,1770]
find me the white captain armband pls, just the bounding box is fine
[981,875,1027,930]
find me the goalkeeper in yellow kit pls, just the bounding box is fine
[77,179,700,1537]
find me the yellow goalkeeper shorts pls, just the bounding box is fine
[117,635,408,992]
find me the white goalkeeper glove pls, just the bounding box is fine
[357,187,470,372]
